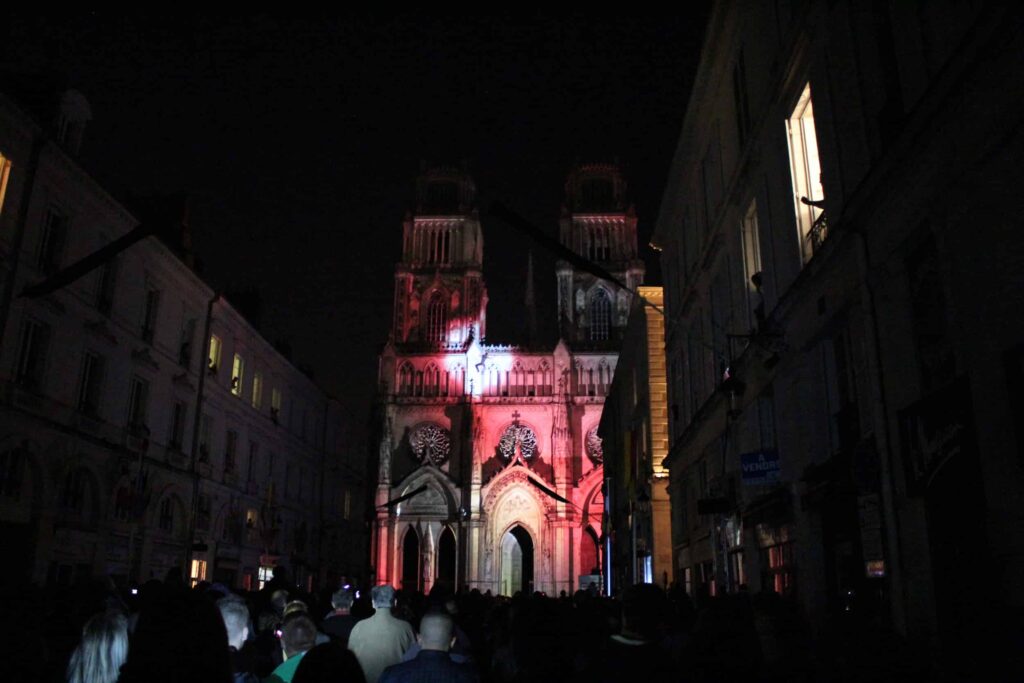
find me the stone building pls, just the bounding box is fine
[651,0,1024,674]
[374,164,643,595]
[0,89,363,590]
[598,286,671,592]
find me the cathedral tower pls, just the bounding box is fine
[391,166,488,348]
[556,163,645,345]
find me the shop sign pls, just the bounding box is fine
[740,449,781,485]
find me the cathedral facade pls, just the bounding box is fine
[373,164,643,596]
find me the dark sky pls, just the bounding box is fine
[2,13,707,423]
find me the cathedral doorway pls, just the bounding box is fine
[581,527,601,576]
[500,525,534,596]
[401,528,420,592]
[436,526,457,593]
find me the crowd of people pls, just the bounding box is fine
[4,565,940,683]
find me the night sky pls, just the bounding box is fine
[1,13,708,425]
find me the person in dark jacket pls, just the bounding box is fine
[320,588,360,647]
[378,610,478,683]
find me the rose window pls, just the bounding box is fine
[410,424,451,466]
[498,423,538,460]
[585,428,603,464]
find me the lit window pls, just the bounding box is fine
[76,352,104,416]
[252,371,263,409]
[258,565,274,590]
[190,558,207,587]
[0,151,10,216]
[589,289,612,341]
[15,319,50,391]
[140,287,160,343]
[231,354,244,396]
[785,83,826,261]
[208,335,222,374]
[37,208,68,275]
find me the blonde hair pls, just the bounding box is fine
[66,611,129,683]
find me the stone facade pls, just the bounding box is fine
[651,0,1024,671]
[0,91,363,590]
[374,165,642,595]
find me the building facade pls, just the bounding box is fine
[598,286,671,592]
[374,164,642,596]
[652,0,1024,674]
[0,90,364,591]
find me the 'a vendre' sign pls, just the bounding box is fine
[740,449,781,485]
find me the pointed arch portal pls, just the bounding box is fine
[437,526,457,592]
[500,525,534,596]
[402,527,420,592]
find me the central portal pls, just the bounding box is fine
[500,525,534,596]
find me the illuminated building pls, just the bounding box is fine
[0,90,363,590]
[373,164,643,595]
[652,0,1024,674]
[599,286,670,591]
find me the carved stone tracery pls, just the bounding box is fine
[585,427,603,464]
[410,423,451,466]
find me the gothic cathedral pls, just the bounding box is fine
[374,164,643,596]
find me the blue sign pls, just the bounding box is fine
[740,449,781,485]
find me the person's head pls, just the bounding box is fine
[370,584,396,610]
[417,610,455,652]
[283,599,309,618]
[271,589,290,615]
[331,588,354,612]
[216,596,250,650]
[66,611,129,683]
[292,642,365,683]
[281,612,317,659]
[620,583,667,642]
[118,588,232,683]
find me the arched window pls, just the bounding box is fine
[426,291,448,343]
[589,289,612,341]
[424,363,440,397]
[398,362,414,396]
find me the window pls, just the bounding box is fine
[169,401,187,450]
[199,414,212,461]
[0,447,26,499]
[285,463,293,498]
[267,452,275,480]
[15,319,50,391]
[733,48,750,148]
[60,468,87,513]
[179,317,197,368]
[225,429,238,473]
[258,565,274,590]
[343,490,351,520]
[247,442,258,482]
[37,209,68,275]
[95,257,117,315]
[786,83,825,261]
[208,335,222,374]
[426,291,448,343]
[190,559,206,588]
[231,353,244,396]
[76,352,104,416]
[159,497,175,531]
[398,363,414,396]
[126,377,150,433]
[252,371,263,409]
[0,150,11,216]
[740,201,763,332]
[589,289,612,341]
[271,388,282,422]
[140,287,160,343]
